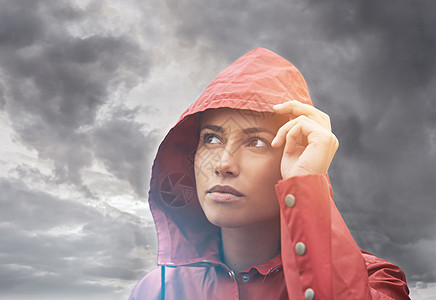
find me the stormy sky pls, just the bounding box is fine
[0,0,435,299]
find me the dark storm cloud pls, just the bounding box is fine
[0,178,156,297]
[0,0,43,48]
[314,1,436,92]
[305,1,436,284]
[0,1,159,298]
[161,0,436,286]
[91,106,159,196]
[0,0,153,192]
[161,1,309,62]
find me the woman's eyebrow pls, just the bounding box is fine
[200,125,274,136]
[200,125,224,133]
[242,127,275,136]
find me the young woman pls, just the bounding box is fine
[129,48,410,299]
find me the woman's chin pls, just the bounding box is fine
[205,213,249,229]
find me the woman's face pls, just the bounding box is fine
[194,108,286,228]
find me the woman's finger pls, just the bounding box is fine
[280,117,339,176]
[271,115,316,148]
[273,100,331,131]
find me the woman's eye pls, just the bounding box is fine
[203,134,222,144]
[248,138,268,148]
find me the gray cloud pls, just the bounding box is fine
[0,0,43,49]
[303,0,436,283]
[0,0,152,191]
[91,106,159,196]
[0,83,5,110]
[0,178,156,298]
[0,1,159,298]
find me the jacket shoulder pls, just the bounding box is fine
[129,267,162,300]
[362,250,406,277]
[362,250,410,299]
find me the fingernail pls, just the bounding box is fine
[271,136,277,145]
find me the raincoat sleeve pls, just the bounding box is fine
[275,174,410,300]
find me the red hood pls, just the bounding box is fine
[148,47,316,266]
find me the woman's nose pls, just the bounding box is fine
[214,147,240,177]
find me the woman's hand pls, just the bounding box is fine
[271,100,339,179]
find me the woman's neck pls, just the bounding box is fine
[220,218,281,274]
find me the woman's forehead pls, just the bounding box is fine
[199,108,286,129]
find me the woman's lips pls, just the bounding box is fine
[207,185,245,202]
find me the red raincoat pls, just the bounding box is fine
[129,48,410,299]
